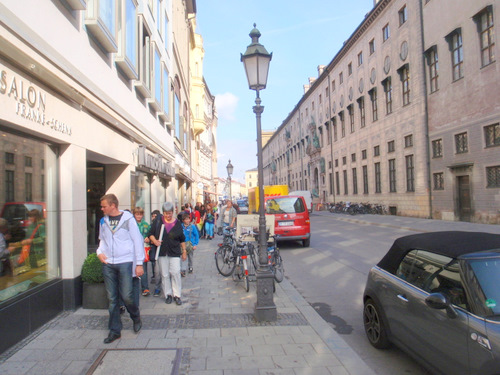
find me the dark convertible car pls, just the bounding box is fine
[363,231,500,375]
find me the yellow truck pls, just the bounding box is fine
[248,185,288,213]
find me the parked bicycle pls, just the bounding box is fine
[214,230,258,292]
[266,234,284,283]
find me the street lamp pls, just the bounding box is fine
[226,159,233,201]
[241,24,276,322]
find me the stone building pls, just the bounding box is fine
[263,0,499,223]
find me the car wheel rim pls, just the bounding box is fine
[364,304,380,344]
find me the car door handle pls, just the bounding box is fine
[397,294,409,303]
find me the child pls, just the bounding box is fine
[181,213,199,276]
[133,207,151,296]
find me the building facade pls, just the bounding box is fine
[0,0,216,353]
[189,22,218,205]
[263,0,499,223]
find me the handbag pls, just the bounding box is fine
[17,223,42,265]
[144,243,150,262]
[185,241,194,254]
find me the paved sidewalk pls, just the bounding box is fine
[0,234,376,375]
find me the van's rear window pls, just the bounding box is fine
[266,197,305,214]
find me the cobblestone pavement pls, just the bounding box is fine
[0,229,375,375]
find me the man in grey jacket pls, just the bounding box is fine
[97,194,144,344]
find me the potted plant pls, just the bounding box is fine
[81,253,108,309]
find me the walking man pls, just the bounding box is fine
[97,194,144,344]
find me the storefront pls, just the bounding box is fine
[0,56,175,352]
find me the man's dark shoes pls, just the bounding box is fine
[104,332,121,344]
[133,318,142,333]
[165,295,173,304]
[174,296,182,305]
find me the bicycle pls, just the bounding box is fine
[215,227,237,277]
[266,235,284,283]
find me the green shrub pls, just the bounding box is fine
[81,253,104,284]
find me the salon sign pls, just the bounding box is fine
[0,65,72,136]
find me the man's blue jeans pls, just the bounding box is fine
[102,262,140,334]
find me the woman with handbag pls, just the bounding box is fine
[180,213,199,277]
[148,202,187,306]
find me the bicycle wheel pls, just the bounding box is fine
[243,275,250,292]
[215,245,236,276]
[272,252,284,283]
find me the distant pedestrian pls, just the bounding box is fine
[97,194,144,344]
[148,210,162,297]
[149,202,187,305]
[204,206,216,239]
[219,200,237,229]
[133,207,151,296]
[181,213,199,276]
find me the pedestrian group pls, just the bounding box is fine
[96,193,234,344]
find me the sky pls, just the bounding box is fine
[195,0,375,184]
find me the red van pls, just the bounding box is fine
[265,195,311,247]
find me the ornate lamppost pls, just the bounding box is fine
[226,159,233,201]
[241,24,276,321]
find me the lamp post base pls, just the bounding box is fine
[254,267,277,322]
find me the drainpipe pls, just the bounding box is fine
[418,0,432,219]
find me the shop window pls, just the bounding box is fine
[0,132,59,304]
[85,0,118,53]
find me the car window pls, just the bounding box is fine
[397,250,468,309]
[466,258,500,316]
[266,197,305,214]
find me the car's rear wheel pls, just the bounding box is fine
[302,238,310,247]
[363,298,390,349]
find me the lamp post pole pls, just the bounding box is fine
[254,90,277,321]
[241,24,276,322]
[226,159,233,202]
